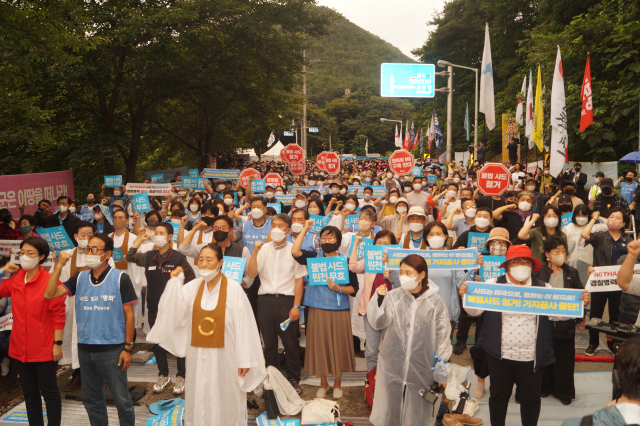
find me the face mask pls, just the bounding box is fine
[556,203,571,214]
[321,242,340,253]
[386,173,392,179]
[213,230,229,242]
[409,222,424,233]
[153,236,169,248]
[601,187,613,196]
[413,184,422,191]
[475,217,490,229]
[171,193,178,199]
[453,178,460,183]
[365,178,371,183]
[394,174,399,179]
[179,191,188,197]
[526,185,536,192]
[69,206,77,214]
[358,219,371,231]
[446,190,457,199]
[353,181,360,186]
[200,266,220,282]
[114,190,122,197]
[265,192,275,199]
[389,196,398,204]
[308,180,316,186]
[627,177,634,183]
[544,217,559,228]
[404,187,412,193]
[564,188,575,196]
[291,223,304,234]
[251,208,264,219]
[20,225,32,234]
[396,206,407,214]
[86,198,94,204]
[339,189,346,195]
[465,208,477,218]
[218,185,226,191]
[489,243,507,256]
[308,207,320,215]
[427,236,446,249]
[59,205,68,214]
[518,201,532,212]
[400,274,421,291]
[86,253,106,269]
[294,200,306,209]
[509,265,532,281]
[549,254,566,266]
[76,238,89,248]
[607,219,623,231]
[270,227,287,242]
[147,219,159,228]
[576,216,589,226]
[20,255,40,270]
[544,170,550,175]
[276,191,284,195]
[171,218,182,224]
[345,203,356,212]
[94,213,104,221]
[359,194,370,201]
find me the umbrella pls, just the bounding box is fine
[619,151,640,163]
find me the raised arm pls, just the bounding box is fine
[248,240,263,279]
[444,207,461,230]
[581,211,600,241]
[292,220,313,258]
[517,214,539,241]
[45,252,73,299]
[202,172,214,194]
[493,203,516,221]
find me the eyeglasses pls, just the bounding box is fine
[18,251,39,257]
[86,247,106,255]
[509,258,532,266]
[212,226,229,232]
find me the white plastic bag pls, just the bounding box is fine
[146,273,188,357]
[300,398,339,425]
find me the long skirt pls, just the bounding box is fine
[305,308,356,378]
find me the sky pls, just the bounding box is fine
[316,0,446,58]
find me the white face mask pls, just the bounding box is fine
[576,216,589,226]
[358,219,371,231]
[86,253,106,269]
[308,180,316,185]
[544,217,559,228]
[200,266,220,282]
[223,198,233,205]
[447,190,457,199]
[20,255,40,270]
[276,191,284,195]
[291,223,304,234]
[171,218,181,224]
[453,178,460,183]
[308,208,320,215]
[270,227,287,242]
[518,201,532,212]
[509,265,532,281]
[171,193,178,199]
[58,205,68,214]
[294,200,306,209]
[413,184,422,191]
[345,203,356,212]
[400,274,421,291]
[427,236,446,249]
[339,189,346,195]
[76,238,89,248]
[94,213,104,221]
[544,170,550,175]
[409,222,424,233]
[464,208,477,218]
[526,186,536,192]
[475,217,490,229]
[396,206,407,214]
[218,185,226,191]
[114,190,122,197]
[332,187,339,195]
[365,178,371,182]
[251,208,264,219]
[386,173,392,179]
[179,191,187,197]
[153,235,169,248]
[389,196,398,204]
[265,192,275,199]
[363,194,372,201]
[69,206,76,213]
[393,174,399,179]
[549,254,566,266]
[189,205,199,214]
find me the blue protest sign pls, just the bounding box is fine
[169,223,180,243]
[309,214,329,234]
[150,174,166,183]
[386,247,479,271]
[202,169,240,179]
[1,411,45,423]
[463,282,584,318]
[363,245,401,273]
[268,203,281,214]
[146,402,184,426]
[36,226,75,251]
[425,175,438,185]
[251,179,266,193]
[98,204,113,225]
[468,232,489,254]
[411,167,422,177]
[221,256,246,282]
[479,255,505,281]
[181,177,204,190]
[343,214,360,229]
[289,185,322,193]
[369,185,387,198]
[104,175,123,188]
[111,247,124,262]
[187,169,199,178]
[131,193,152,213]
[307,256,349,286]
[352,235,373,259]
[274,194,294,206]
[348,185,364,195]
[561,212,573,228]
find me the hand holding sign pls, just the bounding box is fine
[459,282,468,297]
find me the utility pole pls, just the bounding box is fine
[329,134,332,151]
[302,50,307,158]
[446,65,454,165]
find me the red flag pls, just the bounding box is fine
[411,128,419,150]
[403,123,411,150]
[580,55,593,132]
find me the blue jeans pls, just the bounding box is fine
[78,346,135,426]
[363,314,386,371]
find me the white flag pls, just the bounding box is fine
[550,46,568,177]
[365,138,369,154]
[479,23,495,131]
[394,125,401,148]
[526,69,534,149]
[267,132,275,148]
[428,114,434,145]
[516,76,526,126]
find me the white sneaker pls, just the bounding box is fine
[173,376,185,395]
[153,375,171,393]
[1,357,9,377]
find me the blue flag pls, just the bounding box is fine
[433,109,443,150]
[410,121,415,148]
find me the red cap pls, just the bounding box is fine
[498,244,542,271]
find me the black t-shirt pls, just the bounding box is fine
[323,193,346,212]
[476,195,506,212]
[494,211,528,244]
[63,265,138,352]
[453,226,493,249]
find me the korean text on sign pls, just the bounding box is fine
[463,282,584,318]
[221,256,247,282]
[479,255,505,281]
[37,226,75,251]
[125,183,172,196]
[468,232,489,254]
[181,177,204,190]
[306,256,350,286]
[309,214,329,234]
[584,264,638,292]
[202,169,241,179]
[104,175,123,188]
[363,245,401,273]
[274,195,294,206]
[479,171,509,189]
[351,235,373,259]
[150,174,166,183]
[386,247,479,271]
[131,193,152,213]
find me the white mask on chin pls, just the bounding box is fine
[200,267,220,282]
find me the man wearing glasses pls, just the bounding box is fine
[459,245,590,426]
[179,215,253,288]
[46,234,138,426]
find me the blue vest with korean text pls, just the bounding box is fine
[75,268,126,345]
[620,182,638,204]
[302,252,350,311]
[287,232,316,252]
[80,205,94,222]
[241,219,271,254]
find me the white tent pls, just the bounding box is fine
[236,148,259,161]
[261,141,285,161]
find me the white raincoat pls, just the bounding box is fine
[366,280,452,426]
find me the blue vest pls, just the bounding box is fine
[75,268,126,345]
[187,212,201,223]
[620,182,638,204]
[302,252,351,311]
[80,205,94,222]
[241,219,271,254]
[287,232,316,252]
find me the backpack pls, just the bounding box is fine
[364,367,377,411]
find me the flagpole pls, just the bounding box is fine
[474,69,478,162]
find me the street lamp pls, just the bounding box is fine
[437,60,479,166]
[380,118,403,147]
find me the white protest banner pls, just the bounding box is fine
[125,183,172,196]
[0,313,12,332]
[0,240,21,257]
[585,264,638,292]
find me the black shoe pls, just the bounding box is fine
[289,379,302,395]
[585,344,598,356]
[540,392,550,398]
[452,342,466,355]
[560,398,571,405]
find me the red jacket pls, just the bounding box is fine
[0,266,67,362]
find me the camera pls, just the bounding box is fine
[419,383,444,405]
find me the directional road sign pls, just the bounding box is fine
[308,127,319,133]
[380,63,435,98]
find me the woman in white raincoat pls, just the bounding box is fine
[367,254,452,426]
[562,204,607,285]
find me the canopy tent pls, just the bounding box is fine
[261,141,285,161]
[236,148,258,161]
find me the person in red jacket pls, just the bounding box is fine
[0,237,66,426]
